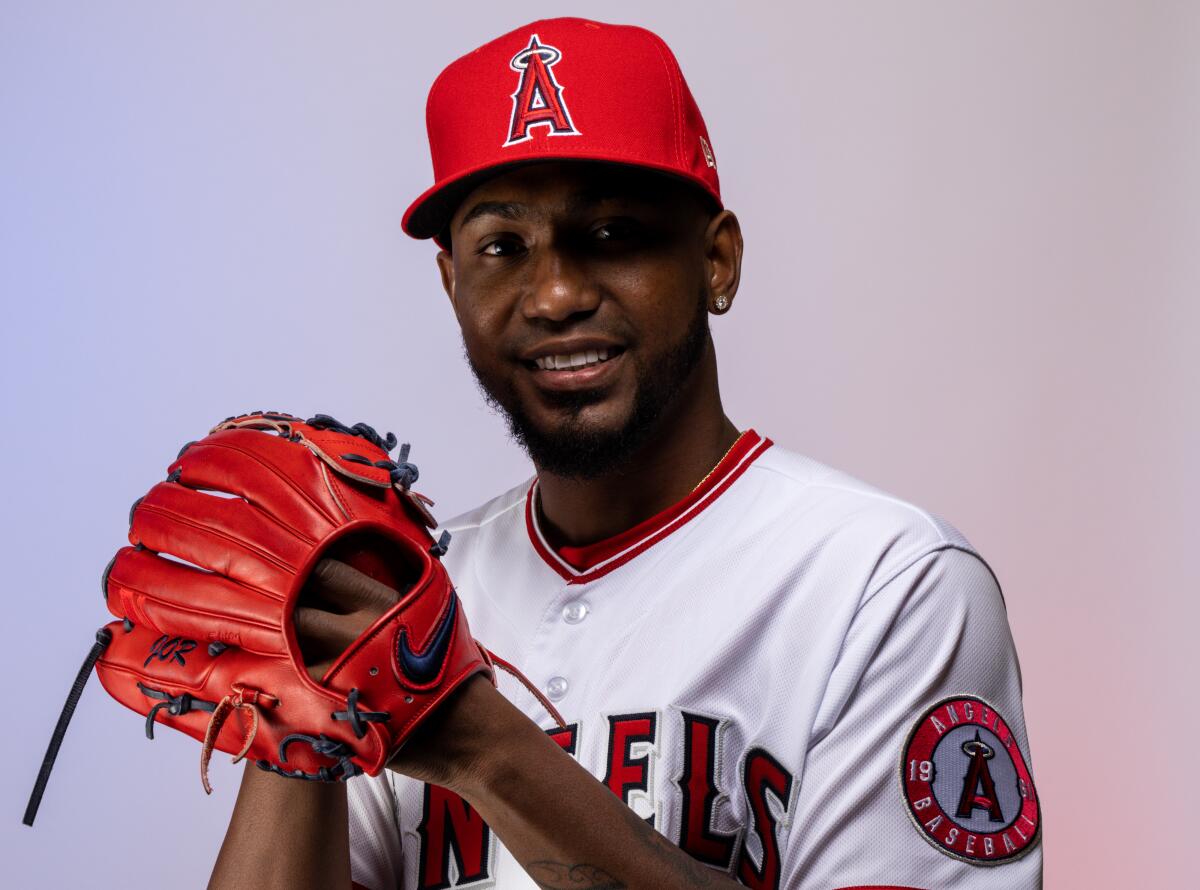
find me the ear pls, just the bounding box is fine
[704,210,743,312]
[436,249,458,317]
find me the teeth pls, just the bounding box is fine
[535,349,616,371]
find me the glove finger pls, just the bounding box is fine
[131,480,307,596]
[106,545,287,657]
[171,433,345,538]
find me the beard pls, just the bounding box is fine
[466,295,712,480]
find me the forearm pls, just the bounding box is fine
[208,760,352,890]
[393,677,738,890]
[471,728,735,889]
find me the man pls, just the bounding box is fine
[210,17,1041,890]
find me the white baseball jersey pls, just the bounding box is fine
[347,431,1042,889]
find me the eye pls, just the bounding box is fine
[593,220,638,242]
[478,236,525,258]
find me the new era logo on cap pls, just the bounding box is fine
[402,17,722,244]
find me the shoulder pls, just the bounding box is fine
[747,439,988,593]
[752,440,969,547]
[430,477,532,577]
[436,476,532,537]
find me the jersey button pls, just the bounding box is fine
[562,601,589,624]
[546,676,569,701]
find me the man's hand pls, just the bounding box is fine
[293,558,403,683]
[293,558,490,788]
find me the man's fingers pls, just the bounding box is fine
[293,606,374,681]
[294,558,405,682]
[293,606,368,655]
[307,558,404,617]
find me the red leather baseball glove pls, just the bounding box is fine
[24,411,558,825]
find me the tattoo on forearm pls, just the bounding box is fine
[525,789,734,890]
[527,862,625,889]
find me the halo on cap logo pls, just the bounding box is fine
[900,695,1040,865]
[504,34,581,147]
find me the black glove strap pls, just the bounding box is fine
[23,628,113,827]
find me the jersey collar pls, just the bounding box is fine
[525,430,772,584]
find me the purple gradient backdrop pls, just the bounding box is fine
[3,2,1195,886]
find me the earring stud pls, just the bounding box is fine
[713,294,730,313]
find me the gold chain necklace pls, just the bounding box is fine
[690,430,746,493]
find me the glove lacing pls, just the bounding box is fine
[480,646,568,730]
[199,683,277,794]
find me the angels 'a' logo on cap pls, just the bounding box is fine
[504,34,580,147]
[900,695,1041,865]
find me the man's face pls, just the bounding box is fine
[437,162,717,479]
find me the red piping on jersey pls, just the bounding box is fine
[525,430,772,583]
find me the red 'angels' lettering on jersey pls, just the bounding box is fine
[416,783,491,890]
[416,725,579,889]
[504,34,579,146]
[602,712,659,826]
[413,716,798,887]
[676,712,740,870]
[901,695,1040,865]
[736,748,795,890]
[547,721,579,755]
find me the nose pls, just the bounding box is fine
[522,248,599,323]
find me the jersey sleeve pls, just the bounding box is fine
[347,771,405,890]
[780,546,1042,889]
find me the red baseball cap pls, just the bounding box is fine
[402,17,722,245]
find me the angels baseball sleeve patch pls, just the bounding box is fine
[900,696,1041,865]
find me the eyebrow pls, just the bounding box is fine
[457,187,657,230]
[458,200,528,228]
[568,187,655,210]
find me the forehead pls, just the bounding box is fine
[451,161,691,226]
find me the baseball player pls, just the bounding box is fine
[206,17,1042,890]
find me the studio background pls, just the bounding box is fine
[2,2,1194,886]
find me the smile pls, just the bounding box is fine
[533,348,618,371]
[525,347,626,393]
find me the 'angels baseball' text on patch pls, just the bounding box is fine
[900,695,1040,865]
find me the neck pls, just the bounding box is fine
[533,351,738,548]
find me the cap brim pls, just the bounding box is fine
[402,155,723,248]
